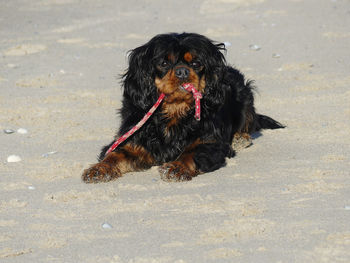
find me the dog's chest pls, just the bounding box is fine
[161,95,194,129]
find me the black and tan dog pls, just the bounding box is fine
[82,32,284,183]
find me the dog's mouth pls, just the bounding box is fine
[179,84,186,91]
[179,83,192,92]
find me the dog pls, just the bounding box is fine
[82,32,284,183]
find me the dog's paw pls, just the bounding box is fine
[232,133,252,152]
[158,162,193,182]
[82,163,121,183]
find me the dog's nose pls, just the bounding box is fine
[175,67,190,80]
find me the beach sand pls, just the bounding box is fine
[1,0,349,262]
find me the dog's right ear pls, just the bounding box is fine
[127,45,152,81]
[122,43,157,110]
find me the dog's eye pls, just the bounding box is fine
[190,61,201,69]
[159,60,170,68]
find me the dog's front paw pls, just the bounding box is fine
[82,163,121,183]
[158,162,194,182]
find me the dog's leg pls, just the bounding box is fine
[159,151,199,182]
[231,105,255,151]
[82,143,155,183]
[159,141,233,182]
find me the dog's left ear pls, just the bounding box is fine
[205,42,226,82]
[202,42,227,107]
[122,43,157,110]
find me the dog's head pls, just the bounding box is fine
[123,33,226,110]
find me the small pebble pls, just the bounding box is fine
[249,44,261,51]
[28,186,36,190]
[7,63,18,68]
[41,151,58,157]
[102,223,113,229]
[7,155,22,163]
[4,129,15,134]
[17,128,28,134]
[272,53,281,58]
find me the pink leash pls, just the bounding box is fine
[105,83,202,155]
[181,83,202,121]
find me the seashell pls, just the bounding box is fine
[7,155,22,163]
[17,128,28,134]
[102,222,113,229]
[223,41,232,47]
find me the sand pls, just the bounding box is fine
[1,0,350,262]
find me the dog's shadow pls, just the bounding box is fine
[251,131,263,140]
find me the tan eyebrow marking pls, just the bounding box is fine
[184,52,193,63]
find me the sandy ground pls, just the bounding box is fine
[1,0,350,262]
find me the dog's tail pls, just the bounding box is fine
[255,114,285,130]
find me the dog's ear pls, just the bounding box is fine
[122,43,157,110]
[204,42,226,82]
[202,42,227,108]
